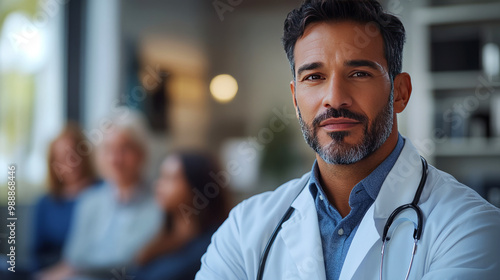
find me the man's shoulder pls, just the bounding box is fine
[74,181,109,209]
[418,165,500,274]
[238,172,310,212]
[425,165,500,223]
[224,172,310,232]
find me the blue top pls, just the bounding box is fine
[31,194,77,271]
[136,229,215,280]
[309,135,404,280]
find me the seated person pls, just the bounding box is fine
[36,108,162,280]
[135,151,232,280]
[32,122,98,272]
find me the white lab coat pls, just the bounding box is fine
[196,139,500,280]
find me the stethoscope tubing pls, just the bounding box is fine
[256,206,295,280]
[257,157,429,280]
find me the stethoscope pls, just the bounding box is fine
[256,157,428,280]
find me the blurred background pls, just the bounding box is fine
[0,0,499,278]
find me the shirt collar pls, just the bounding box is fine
[107,181,150,205]
[309,133,405,203]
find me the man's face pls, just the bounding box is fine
[98,130,145,187]
[291,21,395,165]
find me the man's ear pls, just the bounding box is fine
[290,80,299,119]
[393,73,412,114]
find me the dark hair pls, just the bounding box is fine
[283,0,406,81]
[176,151,231,232]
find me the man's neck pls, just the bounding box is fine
[316,131,399,217]
[115,178,141,203]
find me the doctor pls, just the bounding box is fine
[196,0,500,279]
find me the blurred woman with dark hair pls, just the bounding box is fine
[135,151,232,280]
[32,122,98,272]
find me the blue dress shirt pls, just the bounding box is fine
[309,135,404,280]
[63,181,162,272]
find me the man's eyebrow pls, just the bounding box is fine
[344,60,382,71]
[297,62,323,77]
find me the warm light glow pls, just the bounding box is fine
[210,74,238,103]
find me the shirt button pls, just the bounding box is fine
[319,195,324,201]
[338,228,344,236]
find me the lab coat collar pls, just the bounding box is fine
[340,138,424,280]
[279,175,327,280]
[373,138,424,219]
[278,138,423,280]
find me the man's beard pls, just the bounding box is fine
[297,94,394,165]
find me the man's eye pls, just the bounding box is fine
[352,72,370,78]
[305,74,322,81]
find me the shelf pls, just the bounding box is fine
[414,2,500,25]
[408,1,500,162]
[429,71,500,90]
[434,137,500,157]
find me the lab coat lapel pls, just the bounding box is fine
[339,205,379,280]
[280,185,327,280]
[373,140,423,219]
[339,139,424,280]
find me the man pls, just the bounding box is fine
[196,1,500,279]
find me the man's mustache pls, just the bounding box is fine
[312,108,368,128]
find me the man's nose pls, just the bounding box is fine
[322,75,353,109]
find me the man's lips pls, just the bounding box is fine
[319,118,361,131]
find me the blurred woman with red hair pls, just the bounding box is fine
[32,122,98,272]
